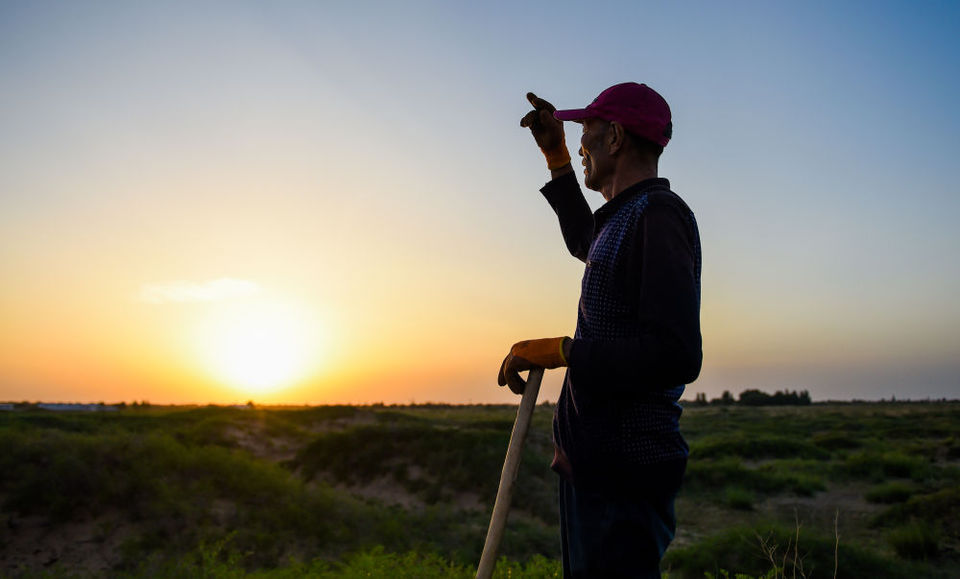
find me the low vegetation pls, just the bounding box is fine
[1,401,958,577]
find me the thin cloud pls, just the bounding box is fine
[139,278,261,304]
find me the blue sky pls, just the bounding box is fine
[1,1,958,403]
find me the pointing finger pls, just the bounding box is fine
[526,92,556,113]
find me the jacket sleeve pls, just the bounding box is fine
[539,171,594,263]
[568,198,703,391]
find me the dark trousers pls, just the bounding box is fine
[559,477,678,578]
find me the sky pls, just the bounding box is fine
[1,1,958,405]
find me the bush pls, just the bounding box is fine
[839,451,931,482]
[873,486,960,538]
[887,522,940,560]
[864,482,914,504]
[811,431,862,451]
[723,486,755,511]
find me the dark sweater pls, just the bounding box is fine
[540,171,702,487]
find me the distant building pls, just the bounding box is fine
[35,403,119,412]
[0,403,13,411]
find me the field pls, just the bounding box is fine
[1,401,958,577]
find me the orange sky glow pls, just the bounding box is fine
[2,2,958,404]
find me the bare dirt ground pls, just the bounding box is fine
[1,509,133,576]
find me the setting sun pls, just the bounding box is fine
[194,301,320,394]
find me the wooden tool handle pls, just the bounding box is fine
[476,367,544,579]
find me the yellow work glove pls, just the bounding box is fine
[498,337,570,394]
[520,92,572,170]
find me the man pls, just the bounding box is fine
[498,82,702,578]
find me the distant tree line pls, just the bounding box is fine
[689,389,812,407]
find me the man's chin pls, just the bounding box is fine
[583,171,600,192]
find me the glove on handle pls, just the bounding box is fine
[510,337,568,368]
[498,337,570,394]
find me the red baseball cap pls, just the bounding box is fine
[554,82,673,147]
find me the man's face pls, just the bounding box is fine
[578,118,612,192]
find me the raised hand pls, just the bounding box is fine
[520,93,571,170]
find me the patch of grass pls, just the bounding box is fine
[120,545,562,578]
[943,436,960,460]
[838,451,932,482]
[887,522,941,560]
[684,458,825,497]
[722,486,755,511]
[693,434,829,460]
[284,405,360,424]
[811,430,862,451]
[864,481,914,504]
[663,523,923,579]
[873,486,960,538]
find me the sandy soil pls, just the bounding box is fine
[1,509,133,576]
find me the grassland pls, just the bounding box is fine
[1,401,958,577]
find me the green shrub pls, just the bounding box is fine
[944,436,960,460]
[839,451,931,482]
[723,486,755,511]
[887,522,940,560]
[873,486,960,538]
[811,431,862,451]
[864,481,914,504]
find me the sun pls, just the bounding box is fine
[195,301,319,394]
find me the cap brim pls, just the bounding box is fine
[553,108,592,122]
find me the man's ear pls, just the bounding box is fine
[608,121,626,155]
